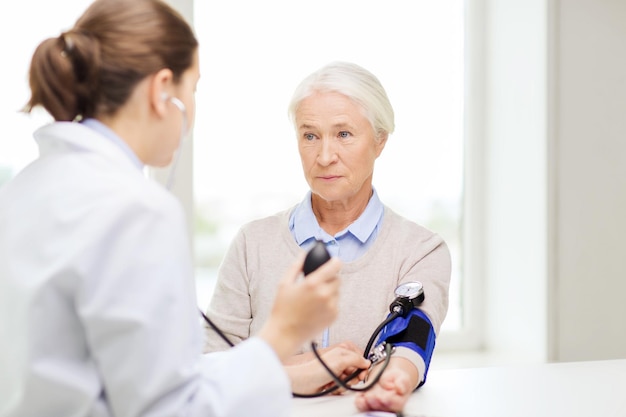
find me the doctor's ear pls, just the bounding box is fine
[149,68,174,116]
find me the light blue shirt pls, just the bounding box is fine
[289,188,384,263]
[81,118,144,170]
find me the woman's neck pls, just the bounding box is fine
[311,187,373,236]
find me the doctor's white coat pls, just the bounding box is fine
[0,122,291,417]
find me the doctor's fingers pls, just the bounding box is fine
[305,277,340,315]
[314,341,362,361]
[322,347,371,375]
[295,257,340,299]
[302,278,340,321]
[310,344,364,368]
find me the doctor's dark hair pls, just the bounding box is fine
[287,61,395,141]
[24,0,198,122]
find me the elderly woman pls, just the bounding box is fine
[204,61,451,413]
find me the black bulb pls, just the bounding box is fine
[303,240,331,276]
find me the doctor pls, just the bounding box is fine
[0,1,346,416]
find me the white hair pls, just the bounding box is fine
[287,61,395,140]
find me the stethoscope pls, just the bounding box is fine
[201,240,426,398]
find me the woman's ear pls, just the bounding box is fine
[149,68,174,118]
[375,132,388,158]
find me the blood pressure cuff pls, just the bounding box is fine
[377,308,436,388]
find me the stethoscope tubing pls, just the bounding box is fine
[200,308,399,398]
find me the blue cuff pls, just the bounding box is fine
[376,309,436,387]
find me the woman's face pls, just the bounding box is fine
[295,91,386,207]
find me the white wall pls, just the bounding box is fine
[479,0,626,363]
[548,0,626,361]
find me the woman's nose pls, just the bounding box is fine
[317,138,338,166]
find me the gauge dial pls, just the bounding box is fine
[394,281,424,299]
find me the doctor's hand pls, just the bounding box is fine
[354,357,417,413]
[257,253,341,362]
[285,342,370,394]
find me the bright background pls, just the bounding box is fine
[0,0,465,334]
[191,0,465,330]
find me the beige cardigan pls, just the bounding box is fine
[204,206,451,358]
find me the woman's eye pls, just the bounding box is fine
[338,131,351,139]
[304,133,316,141]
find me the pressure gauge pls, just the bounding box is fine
[394,281,425,308]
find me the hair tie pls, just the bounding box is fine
[60,33,75,57]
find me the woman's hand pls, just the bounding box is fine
[287,342,370,394]
[354,357,418,413]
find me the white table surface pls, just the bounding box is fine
[290,358,626,417]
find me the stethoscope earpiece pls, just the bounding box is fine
[160,92,186,113]
[168,97,186,113]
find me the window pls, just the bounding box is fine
[192,0,466,343]
[0,0,469,349]
[0,1,93,188]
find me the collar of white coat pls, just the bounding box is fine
[34,121,144,173]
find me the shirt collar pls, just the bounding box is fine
[81,118,144,170]
[290,188,383,245]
